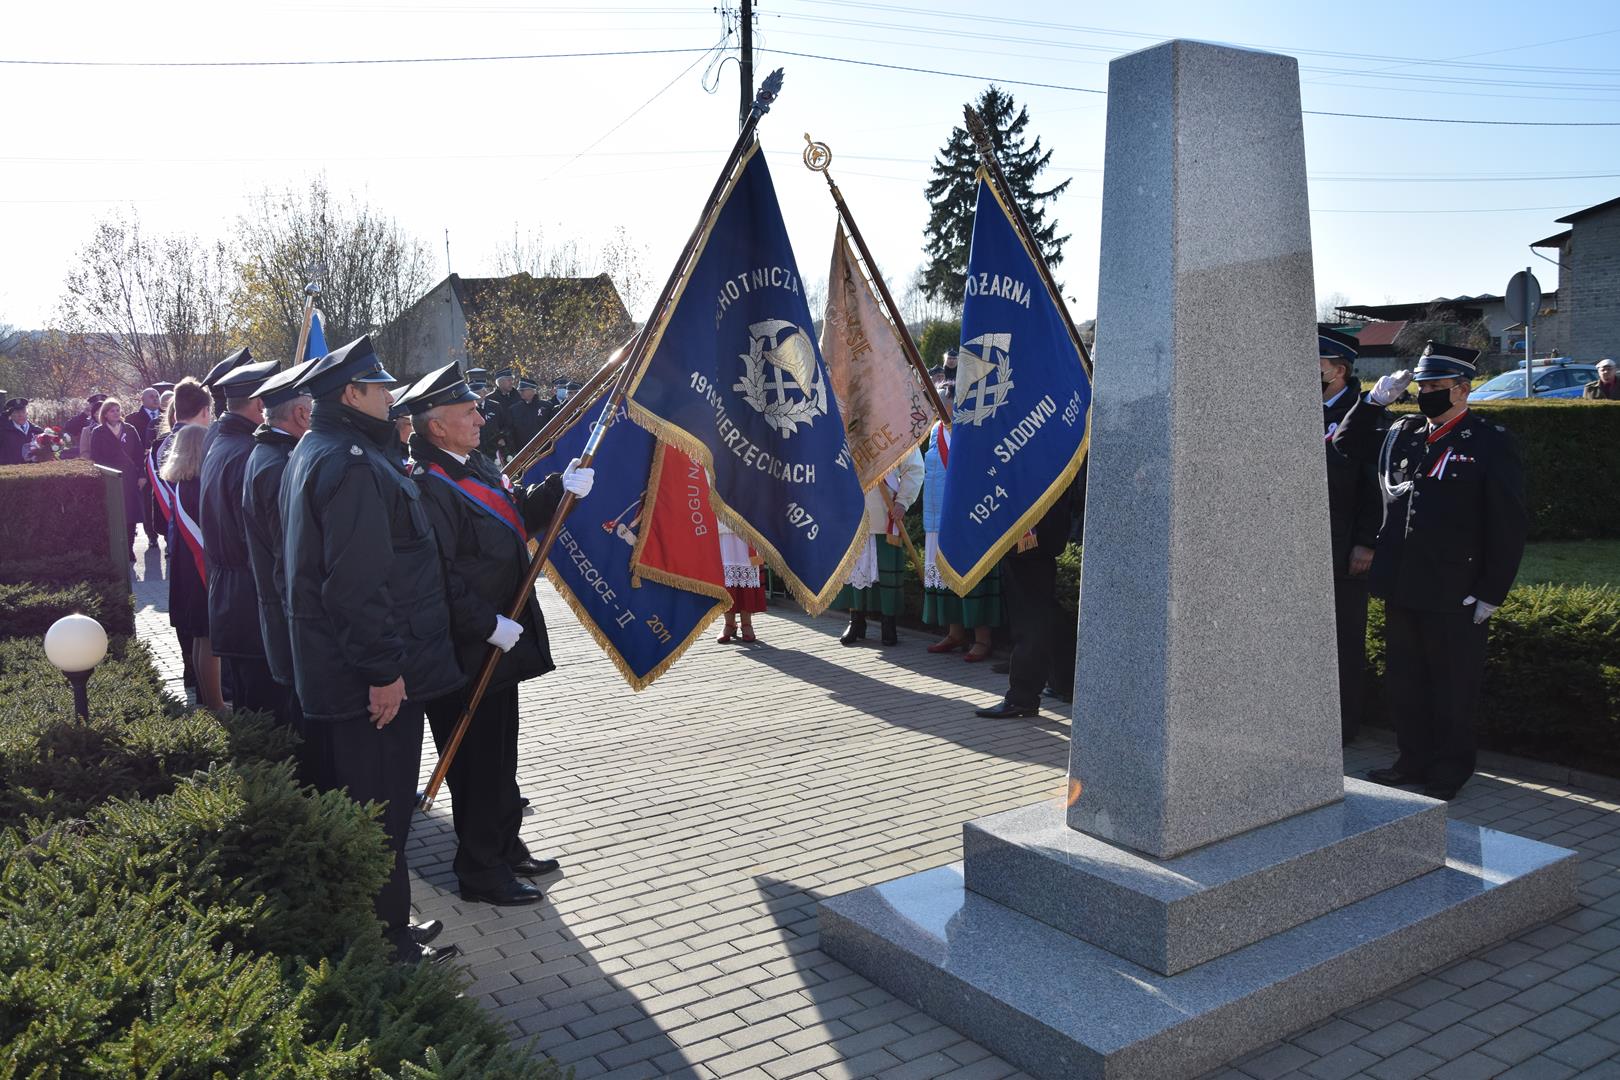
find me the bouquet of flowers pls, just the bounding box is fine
[29,427,67,462]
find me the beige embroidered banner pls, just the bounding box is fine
[820,222,936,493]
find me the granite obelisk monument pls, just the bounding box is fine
[821,39,1577,1079]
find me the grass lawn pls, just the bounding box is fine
[1515,539,1620,588]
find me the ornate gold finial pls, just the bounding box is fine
[802,132,832,173]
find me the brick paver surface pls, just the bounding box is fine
[130,537,1620,1078]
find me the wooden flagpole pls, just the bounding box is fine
[503,338,634,480]
[290,282,321,369]
[960,107,1093,377]
[421,70,790,810]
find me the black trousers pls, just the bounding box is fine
[1333,577,1369,741]
[222,655,281,716]
[1383,602,1489,790]
[426,685,529,891]
[1005,555,1074,708]
[307,703,424,954]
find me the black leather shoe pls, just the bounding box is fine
[990,661,1010,674]
[461,879,546,906]
[410,919,444,945]
[975,700,1040,719]
[1366,767,1423,787]
[510,857,560,878]
[840,614,867,646]
[880,615,898,646]
[1423,783,1463,802]
[397,941,460,965]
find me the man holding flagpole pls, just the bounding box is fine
[402,363,593,906]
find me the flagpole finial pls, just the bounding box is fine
[963,105,995,161]
[802,133,832,173]
[750,68,786,122]
[303,281,321,297]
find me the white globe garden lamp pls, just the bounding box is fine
[44,613,108,720]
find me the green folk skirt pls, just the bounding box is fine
[923,563,1004,629]
[834,540,906,616]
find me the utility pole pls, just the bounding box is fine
[737,0,754,133]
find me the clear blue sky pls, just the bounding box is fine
[3,0,1617,329]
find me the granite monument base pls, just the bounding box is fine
[821,822,1576,1080]
[964,778,1445,974]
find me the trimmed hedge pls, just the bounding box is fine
[1397,399,1620,541]
[0,637,559,1078]
[0,458,133,634]
[1363,584,1620,773]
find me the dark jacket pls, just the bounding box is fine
[506,396,549,455]
[200,412,264,658]
[128,405,163,449]
[63,410,95,446]
[477,399,509,459]
[1323,380,1383,580]
[1585,379,1620,401]
[1332,397,1528,611]
[281,401,464,722]
[1007,468,1081,561]
[87,422,144,524]
[242,426,300,685]
[408,435,564,693]
[0,420,40,465]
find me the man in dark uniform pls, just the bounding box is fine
[505,376,548,455]
[1320,327,1382,744]
[398,363,593,904]
[281,336,465,964]
[200,358,280,713]
[467,368,509,462]
[1,398,40,465]
[241,358,318,739]
[975,472,1081,719]
[1332,341,1528,800]
[488,366,521,413]
[200,347,255,455]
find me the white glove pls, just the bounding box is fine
[1368,369,1413,406]
[562,457,594,499]
[1463,596,1498,625]
[486,614,524,652]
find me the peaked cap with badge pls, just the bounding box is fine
[298,335,398,398]
[395,363,480,416]
[255,357,323,408]
[1317,326,1360,363]
[212,359,281,399]
[1413,341,1480,382]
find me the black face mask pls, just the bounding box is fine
[1416,386,1454,419]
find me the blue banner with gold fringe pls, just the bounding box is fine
[937,174,1091,592]
[625,144,865,614]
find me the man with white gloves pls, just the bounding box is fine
[398,363,595,906]
[1331,341,1527,801]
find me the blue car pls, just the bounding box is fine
[1469,360,1599,401]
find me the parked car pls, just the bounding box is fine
[1469,360,1599,401]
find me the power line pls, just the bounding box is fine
[0,46,715,67]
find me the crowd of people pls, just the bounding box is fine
[23,342,592,966]
[0,321,1589,965]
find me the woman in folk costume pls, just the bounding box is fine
[921,397,1002,661]
[716,518,765,643]
[836,445,924,646]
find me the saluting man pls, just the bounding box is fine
[281,336,465,964]
[199,358,281,713]
[240,358,319,742]
[399,363,593,906]
[1332,341,1528,800]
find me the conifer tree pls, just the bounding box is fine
[922,86,1070,305]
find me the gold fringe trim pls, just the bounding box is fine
[937,404,1091,596]
[936,170,1095,596]
[541,560,727,694]
[629,441,733,605]
[627,398,865,617]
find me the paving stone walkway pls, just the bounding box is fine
[130,536,1620,1079]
